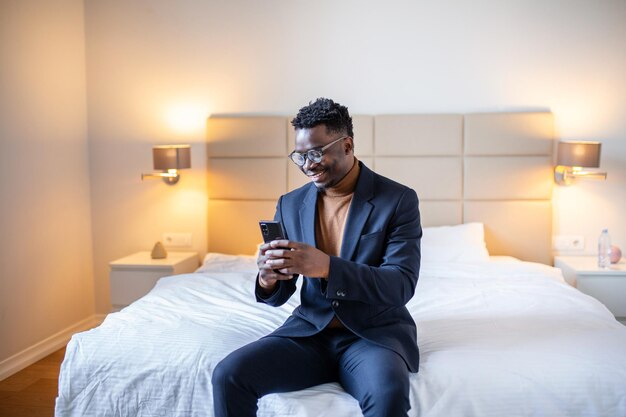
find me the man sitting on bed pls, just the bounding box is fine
[212,98,422,417]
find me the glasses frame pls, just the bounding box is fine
[288,136,348,167]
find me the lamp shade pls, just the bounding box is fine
[556,141,601,168]
[153,145,191,170]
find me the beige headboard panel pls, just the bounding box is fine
[207,112,555,264]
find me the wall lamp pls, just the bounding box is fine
[554,141,607,185]
[141,145,191,185]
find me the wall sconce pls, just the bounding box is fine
[141,145,191,185]
[554,141,607,185]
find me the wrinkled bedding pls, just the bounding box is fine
[55,259,626,417]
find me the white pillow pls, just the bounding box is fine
[421,222,490,263]
[196,253,258,273]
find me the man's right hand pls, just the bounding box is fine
[257,242,293,293]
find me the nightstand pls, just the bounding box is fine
[554,256,626,324]
[109,251,199,311]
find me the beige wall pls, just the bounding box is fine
[83,0,625,313]
[84,3,209,312]
[0,0,94,360]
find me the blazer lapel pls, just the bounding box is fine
[340,162,374,260]
[299,184,318,247]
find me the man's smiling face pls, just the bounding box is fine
[294,124,354,190]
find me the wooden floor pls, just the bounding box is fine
[0,347,65,417]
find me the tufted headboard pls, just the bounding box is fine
[206,113,555,264]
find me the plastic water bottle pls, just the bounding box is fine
[598,229,611,269]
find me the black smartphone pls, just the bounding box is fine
[259,221,285,243]
[259,221,289,275]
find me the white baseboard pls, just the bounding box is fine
[0,313,106,381]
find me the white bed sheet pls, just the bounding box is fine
[55,259,626,417]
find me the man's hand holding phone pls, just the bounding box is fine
[258,221,292,292]
[257,241,292,292]
[257,221,330,292]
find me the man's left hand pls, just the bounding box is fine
[264,240,330,278]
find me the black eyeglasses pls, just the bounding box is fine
[288,136,348,167]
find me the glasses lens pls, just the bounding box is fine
[290,152,305,166]
[307,150,323,164]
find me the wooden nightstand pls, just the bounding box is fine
[554,255,626,324]
[109,251,199,311]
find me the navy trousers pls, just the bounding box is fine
[212,327,411,417]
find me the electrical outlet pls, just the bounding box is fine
[162,232,192,247]
[553,235,585,251]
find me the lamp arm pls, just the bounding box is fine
[554,165,607,185]
[141,169,180,185]
[569,170,607,180]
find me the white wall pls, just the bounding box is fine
[85,0,626,313]
[0,0,94,361]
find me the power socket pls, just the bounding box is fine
[162,232,192,247]
[553,235,585,251]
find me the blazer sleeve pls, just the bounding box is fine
[255,196,299,306]
[325,188,421,306]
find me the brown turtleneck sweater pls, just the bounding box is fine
[315,157,360,328]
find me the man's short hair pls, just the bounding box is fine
[291,98,354,138]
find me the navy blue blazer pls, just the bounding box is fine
[255,161,422,372]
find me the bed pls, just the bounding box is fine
[56,112,626,416]
[55,248,626,416]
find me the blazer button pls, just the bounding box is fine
[331,300,339,308]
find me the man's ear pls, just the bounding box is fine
[344,137,354,154]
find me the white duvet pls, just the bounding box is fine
[56,259,626,417]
